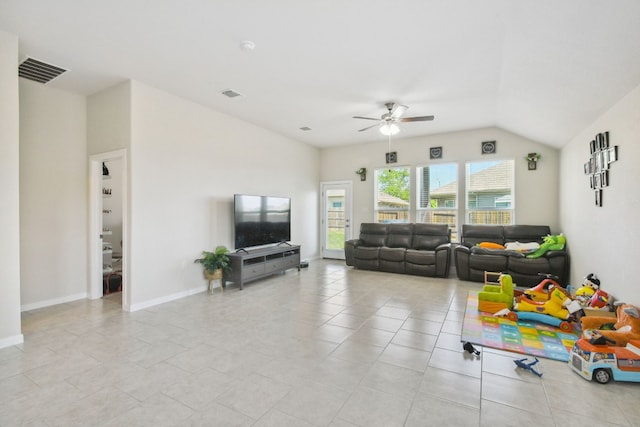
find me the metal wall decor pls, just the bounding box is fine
[386,151,397,164]
[430,146,443,159]
[481,140,496,155]
[584,131,618,207]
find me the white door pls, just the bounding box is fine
[321,181,352,259]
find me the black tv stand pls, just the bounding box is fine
[224,244,301,290]
[277,241,292,247]
[235,248,249,254]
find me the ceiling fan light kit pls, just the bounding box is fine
[353,102,434,134]
[380,123,400,136]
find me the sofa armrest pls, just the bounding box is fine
[453,245,471,280]
[344,239,362,266]
[435,242,450,251]
[543,250,567,259]
[434,243,452,277]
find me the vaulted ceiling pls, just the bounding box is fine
[2,0,640,148]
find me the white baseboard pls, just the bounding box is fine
[128,285,207,312]
[0,334,24,349]
[21,292,87,312]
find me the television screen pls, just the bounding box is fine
[234,194,291,249]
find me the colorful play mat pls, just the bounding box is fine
[461,291,580,362]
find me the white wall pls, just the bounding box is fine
[19,79,88,309]
[560,83,640,304]
[320,127,559,237]
[128,81,320,308]
[0,30,22,348]
[87,81,131,155]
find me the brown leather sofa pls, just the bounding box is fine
[453,224,569,286]
[345,223,451,277]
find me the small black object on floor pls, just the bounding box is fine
[463,341,481,356]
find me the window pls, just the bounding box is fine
[416,163,458,240]
[465,160,514,225]
[375,167,410,223]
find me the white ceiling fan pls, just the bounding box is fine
[353,102,435,135]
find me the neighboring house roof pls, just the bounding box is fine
[377,192,409,207]
[430,161,513,197]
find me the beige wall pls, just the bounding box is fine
[0,30,22,347]
[320,127,559,239]
[19,80,88,309]
[560,82,640,304]
[127,81,320,309]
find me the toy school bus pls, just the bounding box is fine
[570,338,640,384]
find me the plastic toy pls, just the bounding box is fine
[575,273,600,305]
[526,234,566,259]
[514,287,573,320]
[514,357,543,377]
[506,310,573,332]
[463,342,481,356]
[581,304,640,347]
[570,338,640,384]
[523,273,562,302]
[478,273,514,313]
[590,289,609,309]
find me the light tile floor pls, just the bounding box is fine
[2,260,640,426]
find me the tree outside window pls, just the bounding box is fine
[375,167,410,223]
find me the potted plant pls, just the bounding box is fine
[194,246,231,293]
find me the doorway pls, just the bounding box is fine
[89,149,129,310]
[321,181,352,259]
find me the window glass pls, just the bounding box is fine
[375,167,410,223]
[465,160,514,225]
[416,163,458,240]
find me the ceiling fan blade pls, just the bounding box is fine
[399,115,435,122]
[357,123,380,132]
[353,116,380,121]
[390,104,408,119]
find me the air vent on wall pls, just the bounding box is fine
[18,57,67,84]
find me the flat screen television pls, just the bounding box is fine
[234,194,291,249]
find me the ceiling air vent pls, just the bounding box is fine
[18,57,67,84]
[221,89,242,98]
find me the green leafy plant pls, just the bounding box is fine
[194,246,231,273]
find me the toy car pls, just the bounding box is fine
[570,338,640,384]
[524,273,562,302]
[507,310,574,333]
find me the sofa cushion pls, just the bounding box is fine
[359,223,388,247]
[386,224,413,248]
[461,225,504,247]
[411,224,449,250]
[469,253,508,272]
[503,225,550,244]
[379,247,406,262]
[353,246,379,260]
[406,249,436,265]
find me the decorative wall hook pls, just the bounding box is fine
[525,153,541,170]
[355,167,367,181]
